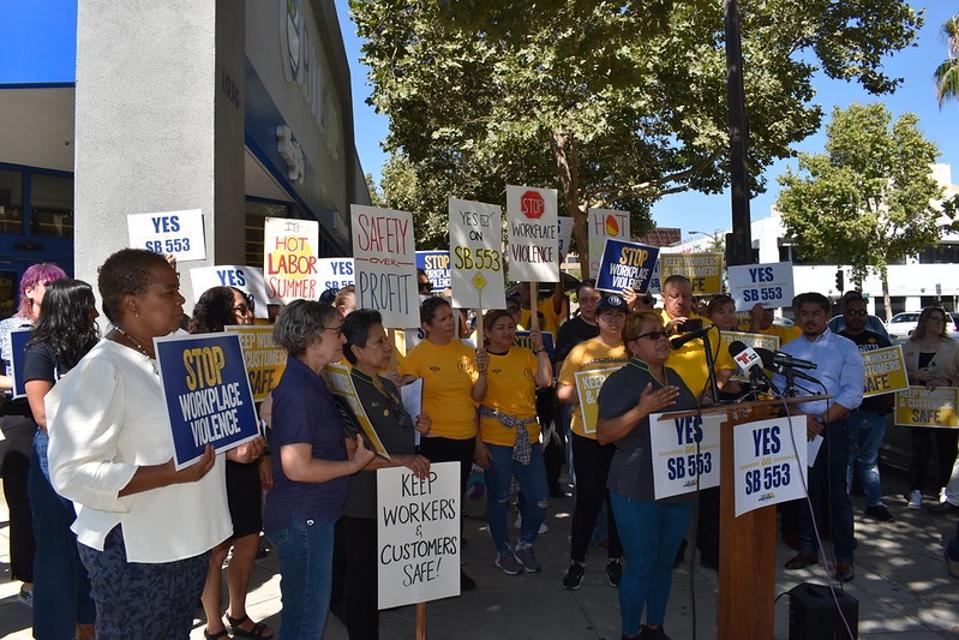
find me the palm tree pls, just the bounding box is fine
[935,15,959,107]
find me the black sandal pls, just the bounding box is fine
[203,629,229,639]
[227,614,274,639]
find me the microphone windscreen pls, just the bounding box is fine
[754,347,776,367]
[728,340,747,357]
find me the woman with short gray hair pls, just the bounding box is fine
[264,300,374,639]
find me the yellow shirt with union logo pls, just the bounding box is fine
[660,309,735,400]
[400,339,478,440]
[477,347,540,446]
[558,338,628,440]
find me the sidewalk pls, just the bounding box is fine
[2,474,957,639]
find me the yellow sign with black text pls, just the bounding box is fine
[862,345,909,398]
[659,253,724,295]
[574,367,621,434]
[894,386,959,428]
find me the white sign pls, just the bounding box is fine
[588,208,630,279]
[733,416,808,517]
[316,257,355,291]
[449,198,506,310]
[189,265,269,319]
[728,262,795,310]
[557,217,574,259]
[127,208,206,262]
[649,412,722,500]
[377,461,460,609]
[263,216,321,303]
[351,205,419,328]
[506,185,559,282]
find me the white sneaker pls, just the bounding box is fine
[908,490,922,509]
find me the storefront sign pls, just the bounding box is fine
[449,199,505,309]
[264,216,320,303]
[352,205,419,328]
[649,412,723,499]
[733,416,807,517]
[728,262,795,310]
[506,185,559,282]
[894,386,959,428]
[595,239,660,294]
[659,253,724,295]
[127,208,206,262]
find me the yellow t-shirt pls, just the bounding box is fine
[558,338,628,439]
[519,299,563,335]
[400,339,478,440]
[661,309,735,400]
[760,323,802,346]
[477,347,540,446]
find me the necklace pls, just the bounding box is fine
[113,326,159,374]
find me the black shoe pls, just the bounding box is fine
[927,501,959,516]
[835,560,855,582]
[605,558,623,587]
[562,561,585,590]
[864,504,896,522]
[640,625,670,640]
[460,570,476,591]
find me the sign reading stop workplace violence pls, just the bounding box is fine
[154,333,260,470]
[506,186,559,283]
[224,326,286,402]
[595,239,660,294]
[728,261,795,309]
[416,251,451,293]
[895,386,959,428]
[588,208,630,279]
[264,217,320,303]
[352,205,419,328]
[377,461,460,609]
[733,416,807,517]
[449,198,506,310]
[659,253,724,295]
[189,265,270,319]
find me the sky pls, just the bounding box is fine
[335,0,958,241]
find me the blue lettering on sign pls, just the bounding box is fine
[152,215,181,233]
[748,266,774,283]
[743,286,783,303]
[673,415,703,445]
[216,269,247,287]
[331,260,353,276]
[752,425,782,457]
[744,463,791,495]
[667,452,712,480]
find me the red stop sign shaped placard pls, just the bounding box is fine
[520,191,545,219]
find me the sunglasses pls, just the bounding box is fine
[634,330,669,341]
[845,309,867,316]
[418,282,433,292]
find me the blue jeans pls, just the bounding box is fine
[28,430,96,639]
[801,419,856,561]
[485,443,548,554]
[610,492,693,633]
[269,517,337,640]
[846,410,887,506]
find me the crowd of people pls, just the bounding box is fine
[2,255,959,639]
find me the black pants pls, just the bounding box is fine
[1,414,36,583]
[419,436,474,500]
[540,390,565,493]
[909,427,959,493]
[344,516,378,640]
[696,486,720,564]
[570,433,621,562]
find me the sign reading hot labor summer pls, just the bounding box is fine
[861,345,909,398]
[557,217,574,260]
[894,386,959,428]
[377,461,460,609]
[649,412,723,500]
[324,362,389,459]
[659,253,724,295]
[449,198,506,310]
[224,326,286,402]
[154,333,260,470]
[733,416,807,517]
[595,239,660,294]
[264,216,320,303]
[506,185,559,283]
[9,328,31,399]
[317,258,355,291]
[127,208,206,262]
[514,331,555,360]
[352,205,419,329]
[728,262,795,310]
[719,331,780,353]
[574,367,622,434]
[189,265,270,319]
[588,208,630,279]
[416,251,451,293]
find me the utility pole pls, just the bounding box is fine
[724,0,752,267]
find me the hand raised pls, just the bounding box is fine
[637,383,680,415]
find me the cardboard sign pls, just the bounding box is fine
[588,208,630,279]
[416,251,451,293]
[317,258,355,291]
[733,416,807,517]
[574,367,621,434]
[659,253,724,295]
[595,239,660,294]
[648,260,661,294]
[728,262,795,310]
[352,205,419,328]
[649,412,723,499]
[557,217,574,260]
[449,199,506,309]
[154,333,260,470]
[224,326,285,402]
[127,208,206,262]
[377,461,461,609]
[514,331,555,360]
[894,386,959,428]
[9,328,31,399]
[324,363,390,458]
[506,185,559,282]
[861,345,909,398]
[719,331,780,353]
[263,216,321,303]
[189,265,270,319]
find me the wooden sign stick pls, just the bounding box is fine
[416,602,427,640]
[476,291,485,349]
[530,282,539,331]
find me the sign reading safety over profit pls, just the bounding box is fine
[595,239,660,294]
[506,185,559,283]
[449,198,506,310]
[351,205,419,329]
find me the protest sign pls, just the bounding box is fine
[514,330,554,360]
[224,326,285,402]
[649,412,723,500]
[595,239,660,294]
[154,333,260,470]
[733,416,807,517]
[728,262,795,309]
[588,208,630,279]
[324,363,390,458]
[719,331,780,353]
[557,217,574,260]
[401,378,424,447]
[377,461,460,609]
[416,251,451,293]
[861,345,909,398]
[9,328,30,399]
[659,253,724,295]
[506,185,559,282]
[449,199,506,309]
[316,258,355,291]
[895,386,959,428]
[352,205,419,328]
[263,217,321,303]
[189,265,269,319]
[574,367,621,434]
[648,260,661,294]
[127,208,206,262]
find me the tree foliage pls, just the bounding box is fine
[935,14,959,107]
[350,0,923,264]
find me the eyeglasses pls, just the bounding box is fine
[634,330,669,341]
[232,303,253,315]
[418,282,433,293]
[845,309,867,316]
[322,326,344,336]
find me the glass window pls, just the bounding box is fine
[918,244,959,264]
[30,173,74,237]
[0,169,24,235]
[245,199,291,267]
[0,271,16,319]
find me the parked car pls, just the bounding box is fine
[887,312,921,340]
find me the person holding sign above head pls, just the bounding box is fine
[518,281,567,334]
[706,294,738,332]
[47,249,265,640]
[472,309,553,575]
[557,293,630,590]
[748,303,801,346]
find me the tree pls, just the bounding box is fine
[777,104,948,320]
[350,0,922,273]
[935,14,959,107]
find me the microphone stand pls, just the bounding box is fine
[701,331,721,404]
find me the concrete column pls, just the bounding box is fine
[73,0,245,311]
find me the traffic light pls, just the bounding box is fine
[835,270,844,292]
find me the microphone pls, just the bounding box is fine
[755,348,822,386]
[729,341,773,392]
[669,324,714,350]
[770,350,817,370]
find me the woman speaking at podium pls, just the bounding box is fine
[597,311,697,640]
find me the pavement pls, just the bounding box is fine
[2,439,959,639]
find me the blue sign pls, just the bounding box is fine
[10,329,31,399]
[416,250,451,293]
[595,239,660,294]
[154,333,260,469]
[514,331,555,360]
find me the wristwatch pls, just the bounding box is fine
[815,415,826,427]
